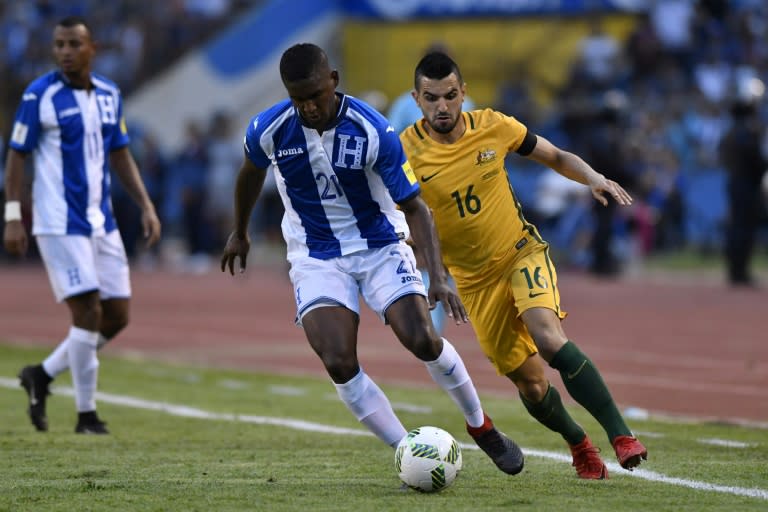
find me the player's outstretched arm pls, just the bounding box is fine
[526,134,633,207]
[221,157,267,275]
[399,195,468,324]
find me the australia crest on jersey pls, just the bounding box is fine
[475,148,497,166]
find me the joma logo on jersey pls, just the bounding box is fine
[59,107,81,118]
[475,148,497,165]
[277,147,305,158]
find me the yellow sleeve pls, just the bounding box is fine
[490,110,528,154]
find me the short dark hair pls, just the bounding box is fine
[414,52,463,91]
[280,43,328,83]
[57,15,91,34]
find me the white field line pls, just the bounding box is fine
[1,377,766,501]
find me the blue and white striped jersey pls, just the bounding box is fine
[245,93,420,261]
[9,70,129,236]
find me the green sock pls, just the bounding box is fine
[519,384,585,446]
[549,340,631,442]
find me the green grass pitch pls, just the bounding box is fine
[1,343,766,512]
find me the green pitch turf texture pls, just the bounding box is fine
[0,343,766,512]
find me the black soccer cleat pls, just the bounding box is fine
[18,364,52,432]
[467,414,525,475]
[75,411,109,435]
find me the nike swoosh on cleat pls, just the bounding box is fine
[567,360,588,380]
[443,363,457,376]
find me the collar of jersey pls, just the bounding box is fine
[295,92,348,130]
[55,70,93,90]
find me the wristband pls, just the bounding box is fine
[4,201,22,222]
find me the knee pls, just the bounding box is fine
[515,376,550,403]
[404,328,441,361]
[102,310,129,339]
[508,363,550,402]
[320,353,359,384]
[528,326,567,361]
[75,301,103,330]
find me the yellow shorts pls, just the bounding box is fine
[460,243,566,375]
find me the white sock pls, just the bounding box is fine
[42,333,110,379]
[42,338,70,378]
[425,338,485,428]
[335,369,407,448]
[43,333,109,379]
[65,326,100,412]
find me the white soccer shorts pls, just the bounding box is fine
[289,242,426,325]
[36,230,131,302]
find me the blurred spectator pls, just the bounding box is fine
[718,85,768,286]
[205,110,241,250]
[532,169,593,269]
[495,64,537,125]
[112,128,169,263]
[693,44,733,103]
[650,0,696,72]
[624,11,664,83]
[575,17,623,89]
[581,92,635,276]
[172,120,215,270]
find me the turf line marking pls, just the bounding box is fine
[1,377,766,501]
[698,438,754,448]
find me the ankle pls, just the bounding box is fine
[466,413,494,436]
[78,410,99,423]
[35,364,54,384]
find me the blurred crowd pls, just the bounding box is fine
[0,0,253,121]
[1,0,767,278]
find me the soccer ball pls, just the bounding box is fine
[395,426,462,492]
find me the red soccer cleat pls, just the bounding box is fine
[612,435,648,470]
[569,435,608,479]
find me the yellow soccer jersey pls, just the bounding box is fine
[400,108,545,291]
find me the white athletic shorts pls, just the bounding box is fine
[289,242,426,326]
[36,230,131,303]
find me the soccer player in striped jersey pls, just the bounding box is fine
[400,51,647,479]
[221,43,524,475]
[3,17,161,434]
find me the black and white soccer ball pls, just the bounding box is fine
[395,426,462,492]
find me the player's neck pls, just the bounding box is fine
[60,69,93,90]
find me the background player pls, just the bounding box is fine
[220,43,523,475]
[3,16,161,434]
[400,51,647,479]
